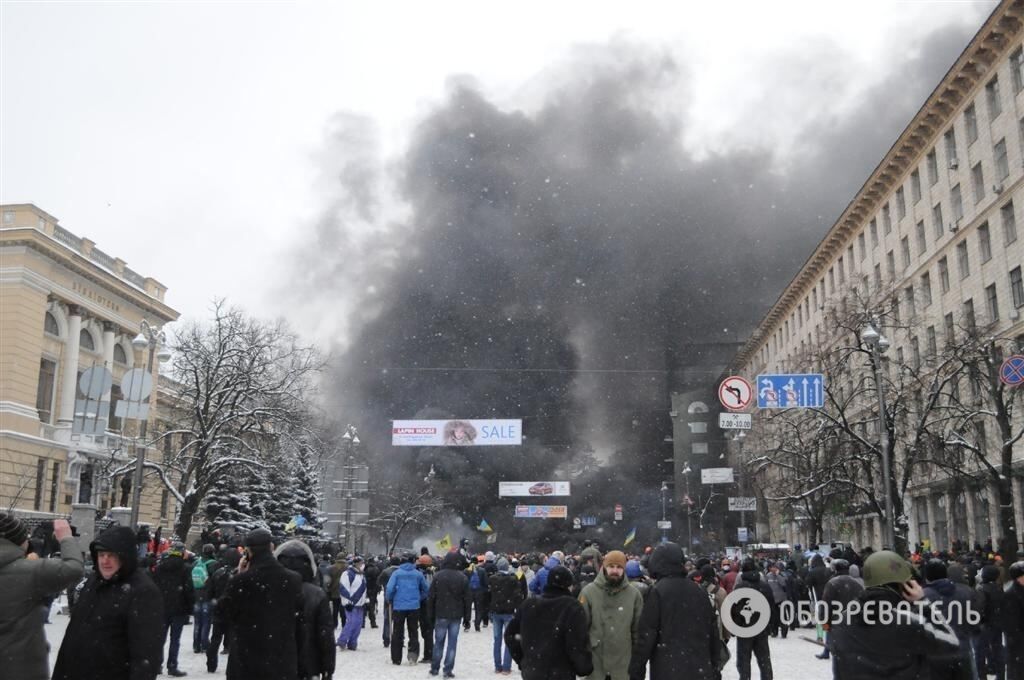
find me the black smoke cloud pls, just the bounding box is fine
[288,24,978,464]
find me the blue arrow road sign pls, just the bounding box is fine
[756,374,825,408]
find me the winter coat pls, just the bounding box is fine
[378,563,399,591]
[733,570,776,639]
[207,555,239,625]
[628,543,720,680]
[805,555,830,600]
[340,567,368,607]
[976,580,1005,628]
[765,572,788,604]
[830,586,961,680]
[579,570,644,680]
[219,549,305,680]
[1004,580,1024,676]
[702,582,729,641]
[273,539,334,679]
[364,561,382,593]
[490,569,525,615]
[922,578,982,660]
[469,562,491,591]
[530,557,560,596]
[52,526,164,680]
[152,552,195,617]
[822,574,864,627]
[719,569,737,593]
[192,556,219,602]
[506,584,593,680]
[0,535,84,680]
[386,561,429,611]
[428,553,472,623]
[326,559,346,599]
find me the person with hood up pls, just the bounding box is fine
[0,514,83,680]
[578,550,643,680]
[275,539,335,680]
[831,550,961,680]
[52,525,164,680]
[530,554,561,597]
[733,558,775,680]
[506,565,593,680]
[363,556,382,628]
[628,542,720,680]
[386,551,430,665]
[428,550,473,678]
[151,540,195,676]
[336,554,369,651]
[819,559,863,663]
[922,559,983,680]
[489,556,525,674]
[218,529,305,680]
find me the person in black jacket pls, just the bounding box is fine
[276,539,335,680]
[152,542,195,677]
[974,564,1005,680]
[489,557,524,674]
[364,557,382,628]
[378,556,401,647]
[1005,561,1024,680]
[52,525,164,680]
[428,551,473,677]
[218,529,305,680]
[506,565,592,680]
[205,548,240,673]
[922,559,982,680]
[733,559,774,680]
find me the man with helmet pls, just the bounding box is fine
[831,550,961,679]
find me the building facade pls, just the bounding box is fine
[730,1,1024,553]
[1,203,179,543]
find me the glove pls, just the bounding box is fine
[344,604,354,612]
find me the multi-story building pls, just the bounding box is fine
[730,1,1024,553]
[1,203,179,543]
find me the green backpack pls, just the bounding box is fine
[192,559,210,589]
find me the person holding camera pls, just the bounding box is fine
[0,513,84,680]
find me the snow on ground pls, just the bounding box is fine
[44,595,831,679]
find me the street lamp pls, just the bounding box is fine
[339,425,361,547]
[861,321,895,550]
[680,463,693,549]
[128,320,169,530]
[660,481,669,543]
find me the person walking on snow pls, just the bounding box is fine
[386,551,430,665]
[578,550,643,680]
[337,555,368,650]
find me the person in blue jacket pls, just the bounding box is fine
[386,552,430,666]
[530,555,562,597]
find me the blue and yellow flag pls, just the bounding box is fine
[436,533,452,552]
[623,527,637,547]
[478,519,493,533]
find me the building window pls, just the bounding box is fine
[886,250,896,281]
[108,383,122,431]
[926,326,937,357]
[79,329,95,352]
[893,296,901,323]
[986,283,1000,322]
[34,459,46,511]
[114,344,128,364]
[911,170,922,204]
[49,462,60,513]
[965,103,978,144]
[939,256,950,292]
[36,358,56,423]
[1010,266,1024,308]
[1002,201,1018,244]
[921,272,932,307]
[904,285,916,317]
[901,236,911,269]
[896,187,906,220]
[927,149,939,185]
[971,162,985,204]
[883,203,892,233]
[951,184,963,221]
[911,337,921,368]
[1012,48,1024,92]
[945,312,956,345]
[915,220,927,255]
[994,138,1009,181]
[978,222,992,262]
[932,203,944,239]
[858,231,867,260]
[838,256,845,282]
[870,219,879,247]
[964,298,976,329]
[986,76,1002,119]
[847,245,855,268]
[874,263,882,290]
[945,128,958,166]
[44,312,60,337]
[828,267,835,293]
[957,241,970,279]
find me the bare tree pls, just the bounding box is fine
[367,481,447,556]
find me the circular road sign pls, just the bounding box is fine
[719,376,753,411]
[78,366,113,399]
[999,354,1024,386]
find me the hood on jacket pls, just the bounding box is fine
[544,556,560,570]
[274,539,318,582]
[90,526,139,579]
[0,536,26,569]
[398,561,417,572]
[648,542,685,579]
[925,578,956,597]
[740,570,761,584]
[810,554,825,569]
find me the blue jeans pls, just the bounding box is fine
[432,618,462,676]
[161,614,187,671]
[193,601,212,651]
[490,613,513,671]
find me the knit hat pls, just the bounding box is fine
[625,560,643,579]
[923,558,948,583]
[603,550,627,570]
[485,551,496,562]
[496,557,510,572]
[0,511,28,546]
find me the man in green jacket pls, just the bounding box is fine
[578,550,644,680]
[0,513,84,680]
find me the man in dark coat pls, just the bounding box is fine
[378,556,402,647]
[428,550,473,677]
[218,529,305,680]
[364,556,382,628]
[276,539,335,680]
[820,559,863,664]
[733,558,775,680]
[628,542,720,680]
[506,565,593,680]
[922,559,982,680]
[1005,561,1024,680]
[205,548,240,673]
[152,541,194,676]
[974,564,1006,680]
[52,525,164,680]
[385,551,430,665]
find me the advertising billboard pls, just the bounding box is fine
[392,419,522,446]
[514,505,568,519]
[701,467,735,484]
[498,481,570,497]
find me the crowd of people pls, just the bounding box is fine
[2,510,1024,680]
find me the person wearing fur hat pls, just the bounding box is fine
[506,565,593,680]
[52,525,164,680]
[578,550,643,680]
[0,514,83,680]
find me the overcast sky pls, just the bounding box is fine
[0,1,997,340]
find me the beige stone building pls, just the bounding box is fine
[1,203,179,543]
[730,1,1024,552]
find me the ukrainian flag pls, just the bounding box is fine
[478,519,493,533]
[623,527,637,547]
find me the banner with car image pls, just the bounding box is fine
[499,481,571,497]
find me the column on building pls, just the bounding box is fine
[943,491,955,551]
[964,488,977,548]
[872,516,883,550]
[57,305,82,426]
[988,482,1001,548]
[906,495,919,549]
[925,493,938,551]
[102,322,116,369]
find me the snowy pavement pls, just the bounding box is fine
[44,595,831,679]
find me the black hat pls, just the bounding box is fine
[546,565,575,591]
[245,529,273,547]
[924,558,948,583]
[0,511,28,547]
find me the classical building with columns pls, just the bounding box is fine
[728,1,1024,553]
[1,203,179,541]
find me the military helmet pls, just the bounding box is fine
[862,549,912,588]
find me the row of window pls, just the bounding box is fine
[36,358,125,428]
[44,311,130,363]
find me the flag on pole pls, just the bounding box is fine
[478,519,493,533]
[486,532,498,544]
[623,527,637,547]
[436,533,452,552]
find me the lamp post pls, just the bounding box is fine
[339,425,361,549]
[732,430,748,545]
[861,322,896,550]
[681,463,693,549]
[128,320,170,530]
[660,481,669,543]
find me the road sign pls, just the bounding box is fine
[582,516,598,526]
[614,504,623,521]
[572,517,582,530]
[756,373,824,408]
[657,520,672,529]
[701,467,734,484]
[719,412,752,429]
[738,527,749,542]
[999,355,1024,386]
[728,497,757,512]
[719,376,752,411]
